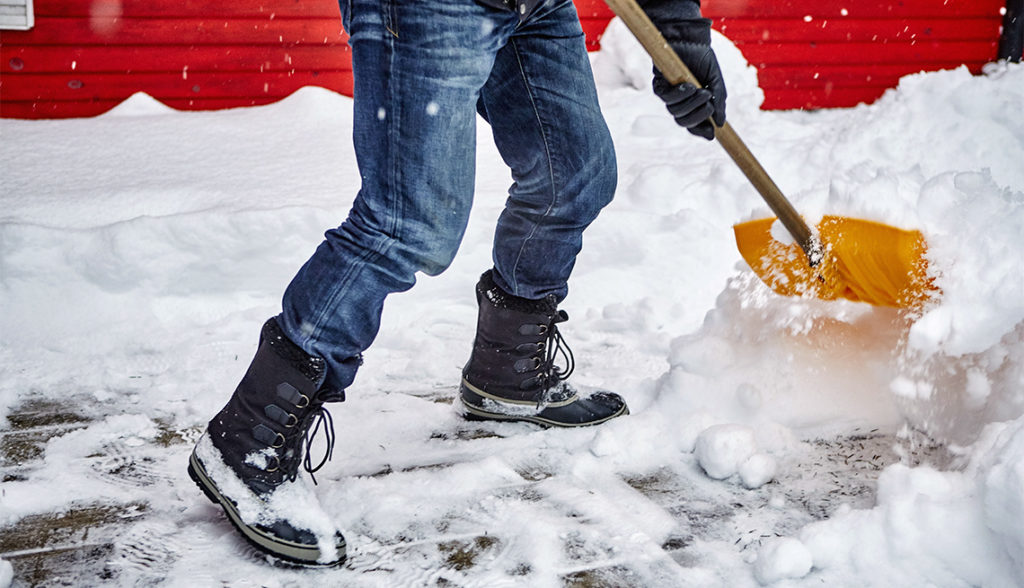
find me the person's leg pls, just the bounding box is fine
[190,0,520,565]
[460,0,626,427]
[479,0,618,302]
[279,0,520,392]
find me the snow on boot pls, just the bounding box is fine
[187,317,347,567]
[459,270,629,427]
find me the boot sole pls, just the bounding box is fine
[459,382,629,428]
[187,449,346,567]
[461,399,628,428]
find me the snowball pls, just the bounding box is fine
[694,424,758,480]
[753,537,813,585]
[739,454,777,489]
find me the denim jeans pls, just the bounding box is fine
[279,0,617,392]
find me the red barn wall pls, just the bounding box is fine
[701,0,1007,109]
[579,0,1007,109]
[0,0,1011,118]
[1,0,352,119]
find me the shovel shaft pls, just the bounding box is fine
[603,0,819,262]
[715,125,817,258]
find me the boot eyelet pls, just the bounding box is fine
[266,455,281,473]
[285,413,298,428]
[272,433,285,448]
[537,325,548,335]
[296,394,310,409]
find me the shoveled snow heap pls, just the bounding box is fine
[1,18,1022,587]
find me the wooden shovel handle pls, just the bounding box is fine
[603,0,821,263]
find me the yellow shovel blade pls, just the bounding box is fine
[734,216,935,308]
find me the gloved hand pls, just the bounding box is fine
[640,0,727,140]
[652,45,726,140]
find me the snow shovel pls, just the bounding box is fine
[603,0,935,309]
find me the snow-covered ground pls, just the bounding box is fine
[2,20,1023,587]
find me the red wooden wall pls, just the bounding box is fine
[1,0,352,119]
[702,0,1006,109]
[0,0,1011,119]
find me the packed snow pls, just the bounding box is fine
[1,19,1023,587]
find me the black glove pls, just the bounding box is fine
[640,0,727,140]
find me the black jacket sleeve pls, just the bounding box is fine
[636,0,711,46]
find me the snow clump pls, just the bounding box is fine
[694,423,777,488]
[753,537,813,585]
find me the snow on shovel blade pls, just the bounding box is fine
[733,216,936,309]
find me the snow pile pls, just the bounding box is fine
[1,16,1023,587]
[781,417,1024,586]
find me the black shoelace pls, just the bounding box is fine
[545,311,575,381]
[281,404,336,486]
[535,310,575,404]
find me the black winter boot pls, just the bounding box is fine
[460,270,629,427]
[187,317,347,567]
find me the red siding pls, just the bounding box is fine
[576,0,1007,109]
[0,0,1012,118]
[701,0,1007,109]
[1,0,351,118]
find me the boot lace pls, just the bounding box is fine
[280,404,336,486]
[534,310,575,404]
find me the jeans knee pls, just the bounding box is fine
[410,232,463,276]
[568,129,617,216]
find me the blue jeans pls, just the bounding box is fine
[279,0,617,392]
